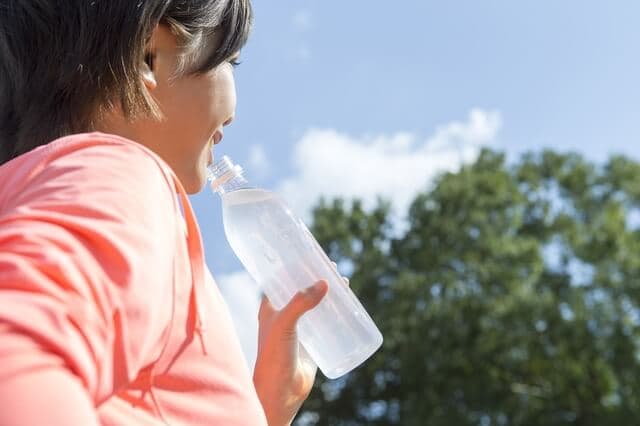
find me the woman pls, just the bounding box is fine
[0,1,329,424]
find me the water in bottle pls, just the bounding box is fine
[208,156,383,379]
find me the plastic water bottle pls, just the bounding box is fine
[208,156,383,379]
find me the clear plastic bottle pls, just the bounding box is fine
[208,156,383,379]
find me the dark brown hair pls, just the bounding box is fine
[0,0,252,165]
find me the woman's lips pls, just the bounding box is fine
[207,143,214,165]
[213,131,223,145]
[207,130,224,165]
[205,130,222,167]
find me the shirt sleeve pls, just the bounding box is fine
[0,140,179,415]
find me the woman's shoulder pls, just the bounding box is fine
[1,132,174,185]
[47,132,173,176]
[0,132,178,216]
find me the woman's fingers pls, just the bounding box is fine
[258,294,278,324]
[330,261,350,287]
[276,281,329,336]
[258,271,348,341]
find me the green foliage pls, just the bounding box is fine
[296,149,640,426]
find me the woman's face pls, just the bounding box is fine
[100,25,238,194]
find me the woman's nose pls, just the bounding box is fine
[223,114,235,127]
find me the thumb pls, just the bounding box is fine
[277,280,329,334]
[258,294,278,323]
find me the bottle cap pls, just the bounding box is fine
[207,155,244,192]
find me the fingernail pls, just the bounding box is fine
[304,284,320,296]
[305,281,326,296]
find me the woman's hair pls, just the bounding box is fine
[0,0,252,165]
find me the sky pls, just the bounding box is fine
[188,1,640,368]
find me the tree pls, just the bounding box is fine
[296,149,640,426]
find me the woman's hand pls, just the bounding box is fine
[252,280,328,426]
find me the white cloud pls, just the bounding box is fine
[247,144,270,178]
[277,109,503,221]
[216,271,262,369]
[292,9,313,32]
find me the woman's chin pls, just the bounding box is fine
[193,173,209,194]
[176,167,209,194]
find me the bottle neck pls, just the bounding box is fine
[214,174,251,194]
[207,155,251,195]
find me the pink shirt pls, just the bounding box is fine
[0,133,267,425]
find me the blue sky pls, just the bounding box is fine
[188,1,640,366]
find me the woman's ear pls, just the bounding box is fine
[141,51,158,92]
[141,24,160,92]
